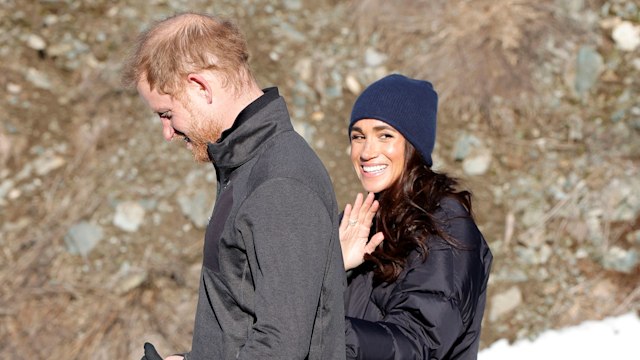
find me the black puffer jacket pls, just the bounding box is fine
[344,197,492,360]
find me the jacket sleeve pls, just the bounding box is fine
[235,178,337,359]
[345,200,488,360]
[345,249,464,359]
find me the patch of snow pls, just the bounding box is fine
[479,312,640,360]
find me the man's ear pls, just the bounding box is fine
[187,73,213,104]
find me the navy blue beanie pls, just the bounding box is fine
[349,74,438,167]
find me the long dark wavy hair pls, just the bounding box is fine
[364,142,473,283]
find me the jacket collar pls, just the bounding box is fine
[206,87,291,169]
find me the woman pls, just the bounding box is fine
[339,74,493,360]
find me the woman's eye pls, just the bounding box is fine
[350,134,364,141]
[158,111,172,119]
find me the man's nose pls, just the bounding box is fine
[161,118,175,141]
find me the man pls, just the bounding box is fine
[122,13,345,360]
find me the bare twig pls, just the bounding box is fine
[518,180,587,241]
[615,285,640,315]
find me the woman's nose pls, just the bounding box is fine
[360,140,378,160]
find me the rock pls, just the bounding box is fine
[95,31,106,43]
[278,23,305,42]
[538,244,552,264]
[292,80,312,108]
[64,221,104,257]
[495,267,529,282]
[612,21,640,51]
[568,114,583,141]
[283,0,302,10]
[521,207,546,229]
[592,278,617,300]
[25,68,52,90]
[462,148,492,176]
[562,0,584,13]
[325,85,342,98]
[15,162,33,181]
[490,286,523,321]
[453,133,482,161]
[293,120,315,144]
[33,153,66,176]
[8,188,20,200]
[47,36,90,70]
[7,83,21,94]
[345,75,361,95]
[176,188,214,229]
[294,58,313,82]
[3,217,30,233]
[47,42,74,57]
[605,177,640,222]
[310,111,325,122]
[586,209,604,247]
[112,262,148,294]
[26,34,46,51]
[113,201,146,232]
[600,246,639,274]
[43,14,58,26]
[0,131,10,167]
[574,46,603,96]
[0,179,15,200]
[515,242,549,265]
[364,47,387,67]
[627,230,640,245]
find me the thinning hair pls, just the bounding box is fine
[122,12,252,96]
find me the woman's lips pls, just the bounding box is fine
[361,164,387,176]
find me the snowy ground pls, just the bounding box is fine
[479,312,640,359]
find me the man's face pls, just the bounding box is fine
[137,80,222,163]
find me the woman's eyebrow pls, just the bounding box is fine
[351,124,396,132]
[372,125,395,131]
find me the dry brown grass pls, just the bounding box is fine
[1,127,108,357]
[0,118,191,359]
[0,54,203,354]
[350,0,581,108]
[0,64,159,356]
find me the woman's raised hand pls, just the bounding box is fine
[339,192,384,271]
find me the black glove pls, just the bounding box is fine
[141,342,163,360]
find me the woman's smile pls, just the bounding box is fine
[350,119,406,193]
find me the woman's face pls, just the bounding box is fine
[350,119,406,193]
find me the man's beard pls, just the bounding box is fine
[186,111,223,163]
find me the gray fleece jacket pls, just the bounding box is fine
[185,87,346,360]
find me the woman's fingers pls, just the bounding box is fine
[340,203,353,231]
[363,200,378,226]
[351,193,364,216]
[340,192,383,270]
[346,193,363,229]
[364,232,384,254]
[359,192,377,223]
[343,192,378,229]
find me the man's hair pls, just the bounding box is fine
[121,12,252,95]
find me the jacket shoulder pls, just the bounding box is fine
[250,131,334,196]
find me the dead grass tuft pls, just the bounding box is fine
[351,0,581,109]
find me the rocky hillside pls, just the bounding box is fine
[0,0,638,358]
